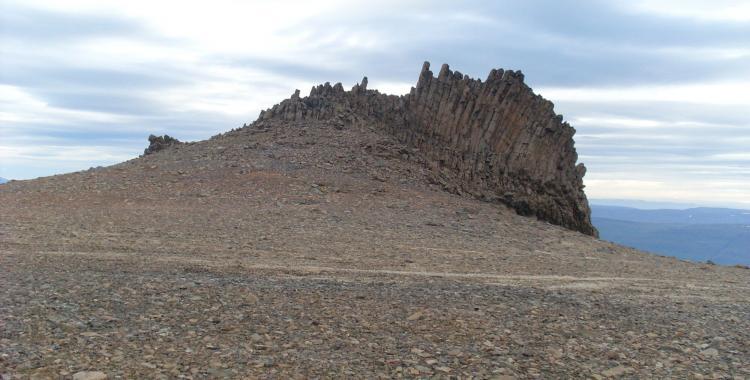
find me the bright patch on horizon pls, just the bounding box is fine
[623,0,750,22]
[540,82,750,106]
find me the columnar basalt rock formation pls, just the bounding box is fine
[258,62,597,236]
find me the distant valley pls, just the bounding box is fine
[592,204,750,266]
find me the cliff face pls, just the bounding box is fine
[258,62,597,236]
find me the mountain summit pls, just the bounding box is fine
[1,63,747,378]
[259,62,596,236]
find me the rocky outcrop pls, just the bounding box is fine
[257,62,597,236]
[144,134,181,155]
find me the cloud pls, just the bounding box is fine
[540,82,750,106]
[620,0,750,23]
[0,0,748,207]
[0,144,138,180]
[0,5,143,41]
[584,178,750,208]
[0,85,137,126]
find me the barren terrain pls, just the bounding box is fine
[2,119,749,379]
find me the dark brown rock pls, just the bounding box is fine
[258,62,597,236]
[144,134,182,156]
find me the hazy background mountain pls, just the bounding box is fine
[0,178,8,184]
[592,203,750,266]
[590,199,701,210]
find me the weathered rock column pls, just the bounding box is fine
[255,61,597,236]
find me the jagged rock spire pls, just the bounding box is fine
[257,62,597,236]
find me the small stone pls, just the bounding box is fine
[414,365,432,373]
[253,357,274,368]
[72,372,108,380]
[407,310,424,321]
[601,365,631,377]
[700,348,719,358]
[410,348,432,358]
[243,293,259,304]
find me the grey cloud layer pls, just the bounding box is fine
[289,0,750,86]
[0,1,748,206]
[0,6,142,41]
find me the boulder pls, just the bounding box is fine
[144,134,181,155]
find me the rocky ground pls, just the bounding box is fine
[1,120,749,379]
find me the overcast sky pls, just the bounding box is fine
[1,0,749,208]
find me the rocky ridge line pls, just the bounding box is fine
[257,62,596,236]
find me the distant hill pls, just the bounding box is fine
[592,205,750,224]
[0,177,8,184]
[592,205,750,266]
[590,198,700,210]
